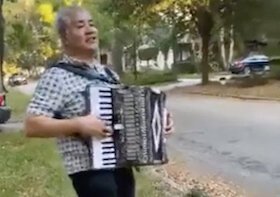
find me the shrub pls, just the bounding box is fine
[172,61,198,74]
[269,64,280,80]
[121,70,177,85]
[269,57,280,65]
[138,47,159,61]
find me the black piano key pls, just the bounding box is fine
[103,162,117,166]
[102,151,115,154]
[103,158,116,161]
[100,95,112,98]
[99,102,112,105]
[99,89,111,92]
[100,107,112,110]
[100,114,113,117]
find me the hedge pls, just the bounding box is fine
[121,70,177,85]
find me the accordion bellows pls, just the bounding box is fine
[86,84,169,169]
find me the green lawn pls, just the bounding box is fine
[6,89,31,121]
[0,133,75,197]
[0,89,165,197]
[0,132,165,197]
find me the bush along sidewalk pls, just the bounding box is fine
[121,70,178,86]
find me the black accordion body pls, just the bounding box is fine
[85,84,169,169]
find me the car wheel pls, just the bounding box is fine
[0,108,11,124]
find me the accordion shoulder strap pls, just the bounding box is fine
[49,62,120,84]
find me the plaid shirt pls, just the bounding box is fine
[26,55,119,175]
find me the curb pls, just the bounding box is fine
[180,91,280,102]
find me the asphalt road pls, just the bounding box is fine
[167,94,280,197]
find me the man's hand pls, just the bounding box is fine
[164,110,174,136]
[74,115,112,138]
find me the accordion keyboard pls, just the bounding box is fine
[89,87,120,169]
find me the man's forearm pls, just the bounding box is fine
[24,115,80,138]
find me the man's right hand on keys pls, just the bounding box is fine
[74,115,112,138]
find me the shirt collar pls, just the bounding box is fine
[62,54,101,69]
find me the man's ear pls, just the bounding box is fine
[61,30,70,46]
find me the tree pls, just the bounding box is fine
[151,0,215,84]
[4,0,54,76]
[0,0,6,92]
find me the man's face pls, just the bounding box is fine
[64,10,98,52]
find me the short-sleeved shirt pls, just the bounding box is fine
[26,55,119,175]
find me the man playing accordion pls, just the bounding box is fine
[24,5,174,197]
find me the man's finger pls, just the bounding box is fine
[165,121,173,130]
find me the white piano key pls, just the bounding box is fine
[99,92,112,99]
[89,88,101,117]
[91,137,104,169]
[99,97,112,103]
[100,109,113,115]
[101,164,116,168]
[103,160,117,164]
[99,87,111,92]
[101,115,113,119]
[102,153,115,159]
[100,137,113,143]
[102,148,115,153]
[100,104,112,109]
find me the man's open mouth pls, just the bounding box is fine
[86,36,97,43]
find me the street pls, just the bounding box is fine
[9,81,280,196]
[167,93,280,197]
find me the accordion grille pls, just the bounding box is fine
[113,88,152,165]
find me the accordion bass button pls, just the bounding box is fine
[114,124,124,130]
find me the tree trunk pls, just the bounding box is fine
[201,35,210,85]
[220,27,227,69]
[132,37,138,80]
[0,0,6,92]
[112,30,124,76]
[196,5,214,85]
[228,24,235,63]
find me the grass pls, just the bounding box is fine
[0,132,164,197]
[171,77,280,100]
[6,88,31,120]
[0,133,76,197]
[0,89,166,197]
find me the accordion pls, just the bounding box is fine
[85,84,169,169]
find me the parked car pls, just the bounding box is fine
[0,92,11,124]
[8,73,28,87]
[229,54,270,75]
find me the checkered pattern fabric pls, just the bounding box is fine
[26,56,119,175]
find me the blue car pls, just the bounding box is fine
[229,54,270,75]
